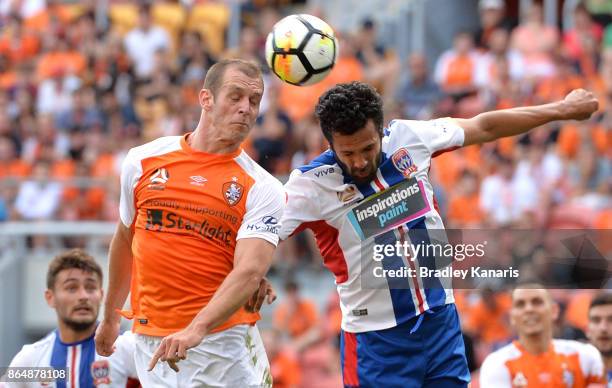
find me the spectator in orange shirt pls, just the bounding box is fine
[464,287,512,348]
[262,329,301,388]
[434,31,481,100]
[447,169,484,228]
[273,280,321,353]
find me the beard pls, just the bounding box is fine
[334,154,380,186]
[61,316,97,333]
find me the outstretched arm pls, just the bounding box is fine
[457,89,598,147]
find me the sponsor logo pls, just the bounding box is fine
[246,215,280,234]
[337,185,357,203]
[352,308,368,316]
[91,360,111,385]
[190,175,207,186]
[148,168,169,190]
[347,178,431,240]
[145,209,233,246]
[391,148,418,178]
[314,167,334,177]
[223,180,244,206]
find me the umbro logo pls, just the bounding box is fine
[190,175,207,186]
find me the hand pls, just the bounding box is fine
[95,319,120,356]
[244,277,277,313]
[563,89,599,121]
[148,326,204,372]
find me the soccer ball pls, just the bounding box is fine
[265,14,338,86]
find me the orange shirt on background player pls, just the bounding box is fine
[119,133,284,337]
[480,339,605,387]
[273,299,319,339]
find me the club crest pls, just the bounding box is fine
[391,148,418,177]
[223,181,244,206]
[91,360,111,385]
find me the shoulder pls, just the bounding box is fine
[553,339,601,359]
[9,332,55,367]
[125,136,183,164]
[234,151,283,200]
[482,342,521,367]
[287,150,340,189]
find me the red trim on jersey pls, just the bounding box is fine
[343,332,359,387]
[432,146,460,158]
[432,194,440,214]
[70,346,77,388]
[398,227,425,314]
[373,177,385,191]
[296,221,349,284]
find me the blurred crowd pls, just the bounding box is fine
[0,0,610,387]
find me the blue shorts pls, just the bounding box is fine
[340,303,470,388]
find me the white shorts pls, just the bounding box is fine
[134,325,271,388]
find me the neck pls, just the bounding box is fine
[57,321,96,344]
[190,119,243,154]
[605,356,612,372]
[519,332,550,355]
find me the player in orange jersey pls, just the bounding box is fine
[94,59,284,387]
[480,285,605,387]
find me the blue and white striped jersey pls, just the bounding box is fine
[280,118,465,333]
[5,330,137,388]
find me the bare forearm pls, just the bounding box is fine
[467,101,565,144]
[103,226,133,322]
[189,267,263,334]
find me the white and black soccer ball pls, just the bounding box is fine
[265,14,338,86]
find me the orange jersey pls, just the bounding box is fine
[479,339,605,388]
[119,133,284,336]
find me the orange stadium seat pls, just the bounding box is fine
[185,3,230,56]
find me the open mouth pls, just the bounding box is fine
[73,306,92,314]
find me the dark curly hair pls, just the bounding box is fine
[315,81,384,143]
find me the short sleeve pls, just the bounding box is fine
[119,150,143,227]
[236,177,284,246]
[279,170,321,240]
[4,346,35,388]
[479,352,512,388]
[412,118,465,157]
[580,343,606,384]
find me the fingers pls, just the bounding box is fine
[266,285,277,305]
[94,335,115,357]
[168,359,180,372]
[253,280,268,312]
[148,341,166,371]
[149,338,185,373]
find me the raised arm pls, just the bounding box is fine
[95,222,134,356]
[456,89,598,147]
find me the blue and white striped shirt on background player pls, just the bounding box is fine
[279,118,465,333]
[4,331,137,388]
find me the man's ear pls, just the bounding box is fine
[45,288,55,309]
[199,88,214,111]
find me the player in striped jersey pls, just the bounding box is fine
[279,81,598,387]
[480,286,605,387]
[3,249,137,388]
[587,292,612,387]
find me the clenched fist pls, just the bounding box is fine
[563,89,599,121]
